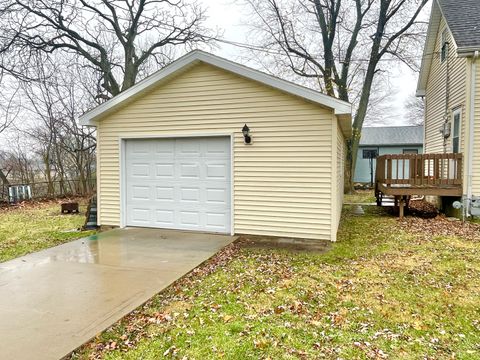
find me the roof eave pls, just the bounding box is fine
[79,50,352,126]
[416,1,442,96]
[457,46,480,57]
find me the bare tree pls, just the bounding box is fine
[404,93,424,125]
[14,53,97,196]
[241,0,428,191]
[0,0,214,98]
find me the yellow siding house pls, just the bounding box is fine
[417,0,480,216]
[80,50,352,241]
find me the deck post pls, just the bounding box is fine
[399,197,405,219]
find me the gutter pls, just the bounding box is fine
[466,50,479,216]
[457,46,480,57]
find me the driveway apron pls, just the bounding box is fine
[0,228,235,360]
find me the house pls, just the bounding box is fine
[354,126,424,185]
[416,0,480,215]
[80,50,352,242]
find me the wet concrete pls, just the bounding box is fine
[0,228,235,360]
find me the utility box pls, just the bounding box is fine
[8,185,32,203]
[470,196,480,216]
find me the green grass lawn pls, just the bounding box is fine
[344,190,376,204]
[71,206,480,359]
[0,199,95,262]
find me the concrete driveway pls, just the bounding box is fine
[0,228,234,360]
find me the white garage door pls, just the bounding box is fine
[125,137,231,233]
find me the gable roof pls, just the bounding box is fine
[79,50,352,127]
[417,0,480,96]
[359,126,424,146]
[438,0,480,50]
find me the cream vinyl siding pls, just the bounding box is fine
[473,62,480,195]
[97,63,340,240]
[424,18,467,154]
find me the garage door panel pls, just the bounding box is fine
[206,212,228,228]
[125,137,230,233]
[131,141,151,155]
[206,187,228,204]
[154,140,175,156]
[206,137,231,156]
[155,186,175,201]
[131,164,150,177]
[179,211,201,226]
[179,162,201,179]
[180,187,200,203]
[206,163,229,179]
[154,209,175,226]
[131,185,151,200]
[130,208,151,223]
[176,139,202,157]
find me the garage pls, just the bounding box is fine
[125,137,231,233]
[80,50,352,241]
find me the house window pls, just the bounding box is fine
[363,149,378,159]
[403,149,418,154]
[452,108,461,153]
[441,29,448,63]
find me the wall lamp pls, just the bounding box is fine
[242,124,252,144]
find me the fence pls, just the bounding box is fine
[1,178,96,203]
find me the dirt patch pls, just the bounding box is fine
[398,215,480,241]
[237,234,331,253]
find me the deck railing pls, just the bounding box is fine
[375,153,463,187]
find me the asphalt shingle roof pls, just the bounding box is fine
[359,126,424,146]
[438,0,480,48]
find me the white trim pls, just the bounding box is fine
[451,107,462,153]
[80,50,351,126]
[120,133,234,235]
[467,52,478,216]
[230,133,235,236]
[120,138,126,228]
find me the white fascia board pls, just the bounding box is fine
[79,50,351,126]
[417,1,442,95]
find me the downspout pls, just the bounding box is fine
[466,50,479,217]
[444,43,451,153]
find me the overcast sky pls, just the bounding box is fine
[0,0,424,152]
[199,0,421,127]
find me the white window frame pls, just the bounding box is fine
[441,28,448,63]
[452,108,462,153]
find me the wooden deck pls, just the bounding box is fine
[375,153,463,217]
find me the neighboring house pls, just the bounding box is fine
[354,126,424,184]
[416,0,480,214]
[80,50,352,242]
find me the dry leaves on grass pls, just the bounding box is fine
[0,197,88,213]
[407,200,439,218]
[398,215,480,241]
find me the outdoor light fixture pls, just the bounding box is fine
[242,124,251,144]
